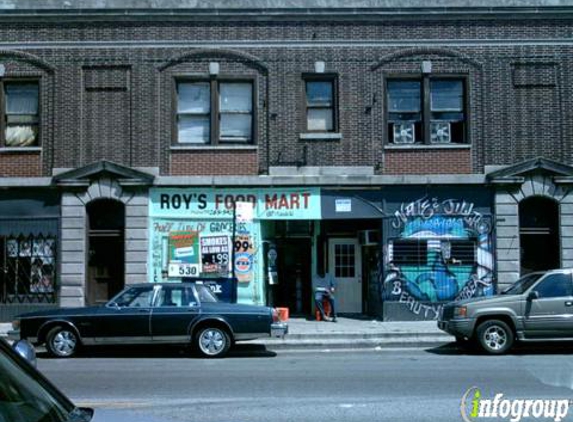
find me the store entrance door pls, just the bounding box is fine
[329,238,362,313]
[276,239,312,315]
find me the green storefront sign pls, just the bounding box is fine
[149,188,320,305]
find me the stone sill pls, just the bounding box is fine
[0,147,42,154]
[384,144,471,150]
[299,133,343,141]
[170,145,258,151]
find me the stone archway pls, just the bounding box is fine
[54,161,153,307]
[488,158,573,291]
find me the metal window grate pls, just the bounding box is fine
[1,234,57,304]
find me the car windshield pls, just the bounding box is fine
[110,286,154,308]
[195,284,218,303]
[0,343,74,422]
[501,272,545,295]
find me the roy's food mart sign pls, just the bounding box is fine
[149,188,321,220]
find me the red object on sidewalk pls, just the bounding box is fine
[276,307,289,321]
[314,298,331,321]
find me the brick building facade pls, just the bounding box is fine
[1,0,573,320]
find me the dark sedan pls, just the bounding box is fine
[10,282,288,358]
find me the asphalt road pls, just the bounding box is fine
[37,343,573,422]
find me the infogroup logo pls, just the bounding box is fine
[461,387,570,422]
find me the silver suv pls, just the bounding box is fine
[438,268,573,354]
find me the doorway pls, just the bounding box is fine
[86,199,125,305]
[328,238,362,313]
[519,196,560,274]
[275,239,312,315]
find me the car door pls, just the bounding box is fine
[93,285,155,344]
[523,272,573,338]
[150,285,201,342]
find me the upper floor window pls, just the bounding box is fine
[304,76,337,132]
[387,77,466,145]
[176,79,253,145]
[1,81,39,147]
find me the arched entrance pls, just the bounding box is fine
[86,199,125,305]
[519,196,560,274]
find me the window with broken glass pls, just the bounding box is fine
[1,81,40,148]
[387,77,466,145]
[0,235,57,303]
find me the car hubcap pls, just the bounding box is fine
[199,329,225,356]
[53,331,77,356]
[484,326,507,351]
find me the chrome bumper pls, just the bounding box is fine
[271,322,288,338]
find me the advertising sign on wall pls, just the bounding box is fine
[200,235,231,275]
[167,231,200,277]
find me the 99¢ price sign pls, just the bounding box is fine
[234,234,254,283]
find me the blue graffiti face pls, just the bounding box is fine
[384,198,494,316]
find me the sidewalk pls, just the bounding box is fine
[0,318,454,350]
[253,317,454,350]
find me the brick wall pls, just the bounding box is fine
[0,16,572,177]
[0,152,42,177]
[170,149,259,176]
[383,148,472,175]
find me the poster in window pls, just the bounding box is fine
[200,235,231,275]
[19,239,31,257]
[234,233,254,283]
[6,239,18,257]
[168,231,200,277]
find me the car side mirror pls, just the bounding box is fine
[69,407,94,422]
[12,339,37,367]
[528,291,540,301]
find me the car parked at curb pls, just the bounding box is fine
[10,282,288,358]
[438,268,573,354]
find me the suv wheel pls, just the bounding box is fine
[195,326,231,358]
[476,320,514,355]
[46,326,79,358]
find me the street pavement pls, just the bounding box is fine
[36,343,573,422]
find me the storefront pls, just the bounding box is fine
[148,187,320,309]
[381,186,495,321]
[0,189,60,321]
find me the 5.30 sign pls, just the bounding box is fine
[168,263,200,277]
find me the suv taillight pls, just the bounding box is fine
[272,308,279,322]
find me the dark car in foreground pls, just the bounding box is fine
[10,282,287,358]
[438,268,573,354]
[0,337,182,422]
[0,336,93,422]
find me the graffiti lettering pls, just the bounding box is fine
[392,197,486,233]
[398,291,442,320]
[456,275,493,301]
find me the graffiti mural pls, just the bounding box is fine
[383,197,495,320]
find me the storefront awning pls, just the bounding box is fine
[320,190,385,220]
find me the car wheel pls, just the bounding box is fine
[46,326,79,358]
[476,320,514,355]
[195,326,231,358]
